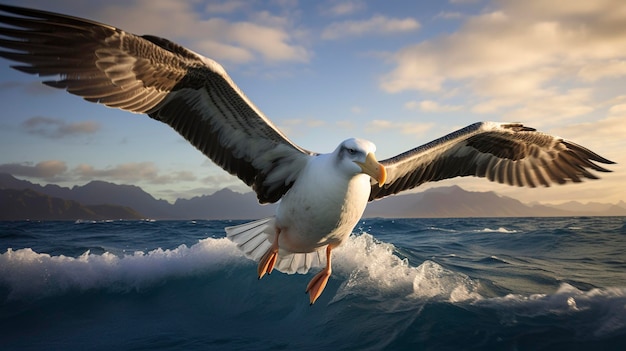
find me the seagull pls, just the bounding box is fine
[0,5,615,304]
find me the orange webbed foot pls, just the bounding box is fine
[257,247,278,279]
[305,245,333,305]
[257,229,280,279]
[305,268,331,305]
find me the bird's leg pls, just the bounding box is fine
[305,244,333,305]
[257,228,280,279]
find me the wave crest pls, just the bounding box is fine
[0,237,244,299]
[332,233,482,308]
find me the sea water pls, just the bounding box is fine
[1,217,625,350]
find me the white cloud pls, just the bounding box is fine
[473,88,595,127]
[382,1,626,88]
[405,100,462,112]
[322,15,420,40]
[502,89,594,126]
[324,1,366,16]
[380,0,626,125]
[366,119,434,137]
[578,60,626,81]
[97,0,310,64]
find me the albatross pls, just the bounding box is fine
[0,5,615,304]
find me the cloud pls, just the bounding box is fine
[73,162,197,184]
[97,0,310,64]
[0,160,67,179]
[204,1,248,14]
[577,60,626,81]
[0,158,203,188]
[434,12,464,20]
[366,119,434,136]
[350,106,364,114]
[405,100,462,112]
[324,1,366,16]
[500,89,594,126]
[21,117,100,139]
[322,15,420,39]
[380,0,626,125]
[560,104,626,145]
[276,118,327,137]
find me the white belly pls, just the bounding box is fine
[275,163,371,253]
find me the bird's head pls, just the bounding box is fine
[335,138,387,186]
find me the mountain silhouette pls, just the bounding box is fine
[1,173,624,220]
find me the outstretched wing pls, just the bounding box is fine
[370,122,615,200]
[0,4,313,203]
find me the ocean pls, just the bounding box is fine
[1,217,625,350]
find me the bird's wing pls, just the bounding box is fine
[370,122,615,201]
[0,5,313,203]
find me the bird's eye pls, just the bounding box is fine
[347,148,356,155]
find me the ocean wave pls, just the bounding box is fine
[2,230,624,327]
[1,232,482,306]
[332,233,482,309]
[0,237,244,300]
[474,227,518,233]
[477,283,626,338]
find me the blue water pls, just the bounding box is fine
[1,217,625,350]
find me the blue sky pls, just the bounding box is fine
[0,0,624,205]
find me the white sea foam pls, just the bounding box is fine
[0,237,244,299]
[477,283,626,337]
[475,227,518,233]
[1,231,483,306]
[332,233,482,306]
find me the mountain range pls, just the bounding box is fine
[0,173,624,220]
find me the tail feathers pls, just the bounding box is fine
[225,217,275,261]
[275,248,326,274]
[225,217,326,274]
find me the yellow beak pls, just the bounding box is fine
[356,152,387,187]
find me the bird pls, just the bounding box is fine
[0,5,615,304]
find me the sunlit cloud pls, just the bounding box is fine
[405,100,462,112]
[366,119,434,136]
[96,0,310,64]
[322,15,420,39]
[380,0,626,125]
[0,160,67,179]
[73,162,197,185]
[577,60,626,82]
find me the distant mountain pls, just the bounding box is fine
[365,185,576,218]
[545,200,626,216]
[0,188,143,220]
[1,173,624,220]
[173,189,276,219]
[0,173,274,219]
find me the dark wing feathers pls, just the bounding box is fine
[0,4,311,203]
[370,122,615,200]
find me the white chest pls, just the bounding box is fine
[275,157,371,252]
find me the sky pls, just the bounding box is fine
[0,0,624,205]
